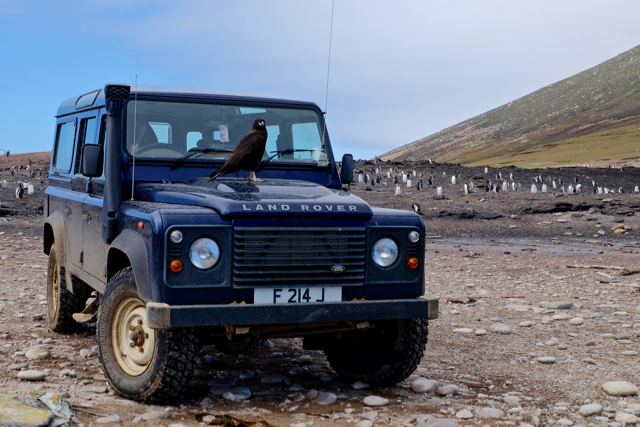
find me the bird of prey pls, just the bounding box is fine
[207,118,268,182]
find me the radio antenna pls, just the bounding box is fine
[131,75,137,201]
[321,0,335,149]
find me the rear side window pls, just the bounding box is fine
[52,121,76,172]
[149,122,171,144]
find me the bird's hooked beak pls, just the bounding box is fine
[258,120,265,126]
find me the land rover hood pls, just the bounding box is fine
[134,178,372,218]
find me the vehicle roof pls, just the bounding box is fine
[56,84,319,118]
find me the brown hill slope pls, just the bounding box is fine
[382,44,640,167]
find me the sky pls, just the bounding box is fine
[1,1,640,160]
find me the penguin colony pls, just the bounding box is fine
[344,159,640,214]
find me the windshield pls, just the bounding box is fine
[125,100,327,164]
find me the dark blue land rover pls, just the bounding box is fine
[43,84,438,402]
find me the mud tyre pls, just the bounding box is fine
[97,267,198,402]
[47,246,87,333]
[325,318,428,386]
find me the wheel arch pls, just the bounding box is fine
[44,211,66,264]
[107,230,153,302]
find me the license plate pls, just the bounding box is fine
[254,287,342,305]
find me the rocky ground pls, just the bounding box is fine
[1,156,640,426]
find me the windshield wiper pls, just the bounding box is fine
[170,148,233,171]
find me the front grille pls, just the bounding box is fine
[233,227,366,287]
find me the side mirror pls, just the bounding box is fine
[82,144,104,178]
[340,154,354,184]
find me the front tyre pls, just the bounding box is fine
[325,318,428,386]
[97,267,198,402]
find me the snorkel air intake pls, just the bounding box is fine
[102,84,130,243]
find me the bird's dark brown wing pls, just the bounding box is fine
[208,131,267,181]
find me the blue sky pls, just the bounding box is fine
[1,1,640,160]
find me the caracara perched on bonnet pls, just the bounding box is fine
[207,118,268,182]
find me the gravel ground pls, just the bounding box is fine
[0,155,640,426]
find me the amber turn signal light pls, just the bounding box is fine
[138,222,144,229]
[169,260,182,273]
[407,257,419,269]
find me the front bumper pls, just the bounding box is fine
[146,295,439,329]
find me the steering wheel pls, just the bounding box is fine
[135,144,184,155]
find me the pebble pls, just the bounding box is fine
[222,386,252,401]
[615,332,631,340]
[490,324,511,334]
[25,345,50,360]
[7,363,29,370]
[289,383,304,392]
[59,361,73,368]
[17,370,46,381]
[363,396,389,407]
[478,407,505,418]
[453,328,473,334]
[356,421,373,427]
[540,301,573,309]
[569,317,584,325]
[519,321,535,327]
[96,415,122,424]
[80,349,92,358]
[306,389,318,399]
[456,409,473,419]
[556,418,573,426]
[578,403,603,416]
[361,411,378,421]
[91,386,108,393]
[616,413,638,424]
[551,314,570,321]
[314,392,337,405]
[270,352,283,358]
[412,378,439,393]
[297,355,313,364]
[321,374,333,382]
[503,395,520,405]
[289,368,303,375]
[261,376,284,384]
[475,329,487,335]
[209,386,231,396]
[623,351,639,356]
[602,381,639,396]
[537,357,556,364]
[436,384,459,396]
[352,381,370,390]
[238,373,255,380]
[141,410,170,421]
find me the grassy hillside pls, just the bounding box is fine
[382,44,640,167]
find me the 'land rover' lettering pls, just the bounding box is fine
[337,205,345,211]
[313,205,322,211]
[281,204,290,210]
[325,205,333,211]
[243,204,251,211]
[349,205,357,211]
[243,204,356,212]
[301,205,309,211]
[268,205,277,210]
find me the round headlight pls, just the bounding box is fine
[170,230,183,244]
[372,238,398,268]
[189,238,220,270]
[408,230,420,243]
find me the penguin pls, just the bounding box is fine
[395,185,402,196]
[406,179,412,188]
[377,175,381,183]
[531,184,537,194]
[413,170,416,177]
[619,187,624,194]
[576,184,582,193]
[364,174,369,184]
[394,176,398,185]
[635,185,639,193]
[358,174,363,183]
[2,179,7,188]
[371,179,375,187]
[493,183,499,193]
[552,179,557,189]
[502,181,508,192]
[496,172,502,180]
[442,171,446,178]
[568,185,575,194]
[387,171,391,179]
[541,184,547,193]
[574,176,579,183]
[436,186,443,196]
[412,203,420,213]
[451,176,456,185]
[464,183,469,195]
[15,186,24,199]
[417,180,423,191]
[591,180,596,187]
[402,174,408,183]
[375,168,379,175]
[509,173,513,181]
[484,167,489,174]
[11,170,14,176]
[468,182,474,191]
[428,176,434,185]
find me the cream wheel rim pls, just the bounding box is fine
[50,261,60,315]
[112,297,155,376]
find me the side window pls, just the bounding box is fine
[149,122,171,144]
[291,123,322,161]
[75,117,97,174]
[52,121,76,172]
